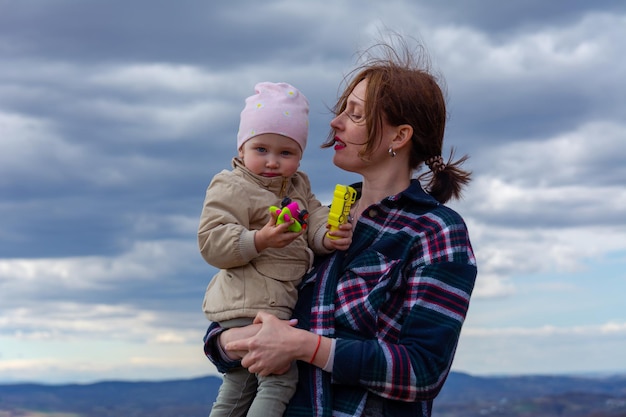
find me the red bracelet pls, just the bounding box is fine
[309,334,322,364]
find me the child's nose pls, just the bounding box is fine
[266,156,279,168]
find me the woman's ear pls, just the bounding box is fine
[392,124,413,150]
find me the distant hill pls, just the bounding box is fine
[437,372,626,417]
[0,376,222,417]
[1,372,626,416]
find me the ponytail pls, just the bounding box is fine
[419,148,471,204]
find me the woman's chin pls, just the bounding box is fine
[333,158,359,174]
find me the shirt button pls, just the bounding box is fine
[368,209,377,217]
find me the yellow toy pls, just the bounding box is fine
[326,184,357,239]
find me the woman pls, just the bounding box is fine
[204,38,477,417]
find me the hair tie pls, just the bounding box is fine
[425,155,445,173]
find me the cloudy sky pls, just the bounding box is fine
[1,0,625,384]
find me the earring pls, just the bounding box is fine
[388,147,397,157]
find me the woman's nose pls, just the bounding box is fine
[330,113,343,130]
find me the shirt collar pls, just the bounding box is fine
[349,179,440,208]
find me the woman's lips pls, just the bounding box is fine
[333,138,346,151]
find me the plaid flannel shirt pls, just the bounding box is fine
[204,180,477,417]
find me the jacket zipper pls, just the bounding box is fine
[279,177,289,198]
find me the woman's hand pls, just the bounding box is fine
[225,312,300,376]
[219,323,261,360]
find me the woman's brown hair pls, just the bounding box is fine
[322,35,471,203]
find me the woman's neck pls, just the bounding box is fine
[353,173,411,220]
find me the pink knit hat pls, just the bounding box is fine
[237,82,309,151]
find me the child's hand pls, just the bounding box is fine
[324,221,353,251]
[254,210,303,252]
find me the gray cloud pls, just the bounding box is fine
[420,0,626,33]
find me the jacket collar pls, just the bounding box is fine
[232,157,290,197]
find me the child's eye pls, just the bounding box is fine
[281,150,293,156]
[255,147,267,153]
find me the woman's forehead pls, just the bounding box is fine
[347,79,367,104]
